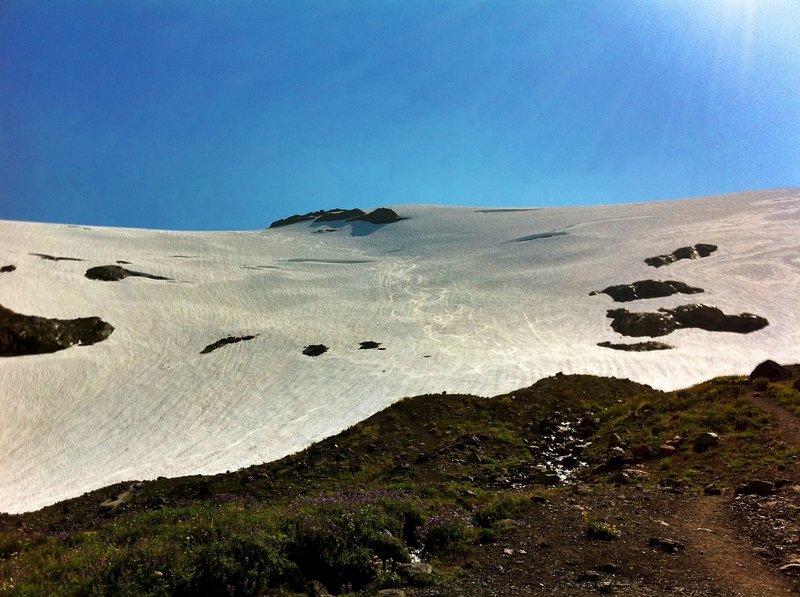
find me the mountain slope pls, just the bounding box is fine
[1,189,798,513]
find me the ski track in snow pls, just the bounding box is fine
[0,189,799,513]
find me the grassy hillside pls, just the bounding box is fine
[2,372,799,596]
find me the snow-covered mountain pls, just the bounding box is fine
[1,189,798,513]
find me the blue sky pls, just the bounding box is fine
[1,1,799,230]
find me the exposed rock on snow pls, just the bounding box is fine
[0,303,114,356]
[358,341,383,350]
[269,207,403,228]
[85,265,171,282]
[200,335,259,355]
[597,341,673,352]
[645,244,717,267]
[303,344,329,357]
[591,280,703,302]
[0,265,15,273]
[29,252,85,262]
[346,208,403,225]
[607,305,768,337]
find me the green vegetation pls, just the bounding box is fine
[1,373,797,595]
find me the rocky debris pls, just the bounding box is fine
[200,335,259,354]
[597,340,673,351]
[750,360,792,381]
[305,580,331,596]
[269,207,403,228]
[0,265,15,273]
[631,445,654,460]
[649,537,685,553]
[704,484,722,496]
[645,244,717,268]
[29,252,86,262]
[85,265,171,282]
[590,280,704,302]
[303,344,328,357]
[375,590,406,597]
[358,341,384,350]
[779,563,800,575]
[607,304,768,337]
[0,303,114,356]
[735,480,775,496]
[692,432,720,452]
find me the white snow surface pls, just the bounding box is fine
[1,189,799,513]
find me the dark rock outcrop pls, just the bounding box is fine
[645,244,717,268]
[0,303,114,356]
[597,341,672,352]
[200,335,259,355]
[590,280,703,302]
[0,265,15,273]
[315,208,364,222]
[85,265,171,282]
[346,208,403,225]
[29,253,85,262]
[749,360,792,381]
[269,207,403,228]
[303,344,328,357]
[607,304,768,337]
[358,341,383,350]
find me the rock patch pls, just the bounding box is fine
[506,231,568,243]
[85,265,171,282]
[0,303,114,356]
[645,244,717,268]
[358,341,384,350]
[303,344,328,357]
[607,304,768,337]
[597,341,673,352]
[0,265,15,273]
[200,335,259,355]
[347,208,403,225]
[30,252,85,262]
[590,280,703,302]
[269,207,403,228]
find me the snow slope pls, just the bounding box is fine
[1,189,799,513]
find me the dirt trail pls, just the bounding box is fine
[673,384,800,596]
[749,391,800,449]
[674,496,796,596]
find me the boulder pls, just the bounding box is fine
[750,360,791,381]
[397,562,433,580]
[692,432,719,452]
[735,480,774,496]
[631,445,653,460]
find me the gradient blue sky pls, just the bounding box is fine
[1,1,799,230]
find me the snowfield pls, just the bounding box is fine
[1,189,799,513]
